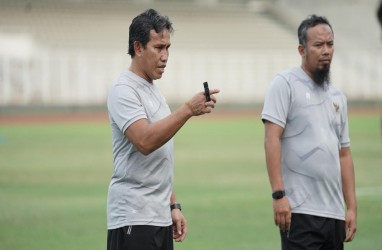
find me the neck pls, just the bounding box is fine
[301,64,313,80]
[129,63,152,84]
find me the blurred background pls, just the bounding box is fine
[1,1,381,249]
[0,0,381,111]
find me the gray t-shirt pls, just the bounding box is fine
[262,66,350,220]
[107,69,174,229]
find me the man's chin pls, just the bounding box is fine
[313,69,330,86]
[321,65,330,71]
[155,74,163,80]
[151,73,163,81]
[155,71,164,79]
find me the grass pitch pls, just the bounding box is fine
[0,112,381,250]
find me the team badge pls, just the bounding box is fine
[333,102,340,113]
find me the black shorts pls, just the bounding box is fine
[280,213,346,250]
[107,225,173,250]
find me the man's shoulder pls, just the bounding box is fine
[274,67,305,82]
[277,66,300,76]
[270,67,306,90]
[109,72,148,100]
[114,70,141,87]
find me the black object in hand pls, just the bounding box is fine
[203,82,211,101]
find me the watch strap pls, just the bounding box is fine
[272,190,286,200]
[170,203,182,211]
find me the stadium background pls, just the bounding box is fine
[0,1,382,250]
[0,0,381,111]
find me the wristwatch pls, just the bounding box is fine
[272,190,285,200]
[170,203,182,211]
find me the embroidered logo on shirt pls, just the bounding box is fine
[333,102,340,113]
[306,92,311,100]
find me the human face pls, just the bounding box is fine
[138,29,171,83]
[299,24,334,80]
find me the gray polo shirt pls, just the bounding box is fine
[262,66,350,220]
[107,69,173,229]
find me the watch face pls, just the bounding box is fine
[272,190,285,199]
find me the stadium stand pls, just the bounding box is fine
[0,0,381,107]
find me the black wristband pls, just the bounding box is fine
[170,203,182,211]
[272,190,285,200]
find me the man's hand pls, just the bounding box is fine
[344,208,357,242]
[171,209,187,242]
[273,197,291,232]
[185,89,220,116]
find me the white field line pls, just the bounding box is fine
[356,187,382,197]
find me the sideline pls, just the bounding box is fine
[0,106,380,125]
[0,112,109,124]
[356,186,382,197]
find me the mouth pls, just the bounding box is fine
[320,58,331,63]
[158,65,166,74]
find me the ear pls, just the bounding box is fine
[133,41,143,56]
[298,44,305,57]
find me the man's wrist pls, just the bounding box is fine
[171,203,182,211]
[272,190,286,200]
[183,101,193,117]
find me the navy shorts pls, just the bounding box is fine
[280,213,346,250]
[107,225,173,250]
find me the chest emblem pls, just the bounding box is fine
[333,102,340,113]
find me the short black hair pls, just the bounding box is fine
[378,1,382,25]
[298,15,333,46]
[128,9,174,58]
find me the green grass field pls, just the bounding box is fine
[0,112,381,250]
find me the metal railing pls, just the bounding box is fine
[1,49,381,106]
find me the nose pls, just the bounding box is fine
[322,44,331,56]
[161,49,169,62]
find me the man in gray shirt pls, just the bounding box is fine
[262,15,357,249]
[107,9,219,250]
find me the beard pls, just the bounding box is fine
[312,67,330,87]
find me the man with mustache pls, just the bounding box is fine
[106,9,219,250]
[262,15,357,249]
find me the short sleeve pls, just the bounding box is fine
[107,84,147,134]
[340,94,351,148]
[261,74,291,128]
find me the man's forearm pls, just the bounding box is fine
[125,103,193,155]
[264,122,285,192]
[340,148,357,210]
[170,192,178,204]
[265,139,284,191]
